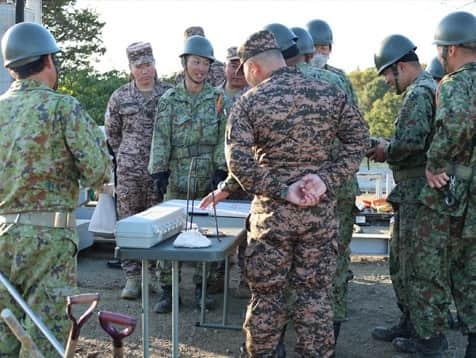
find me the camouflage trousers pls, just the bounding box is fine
[0,223,79,357]
[388,201,421,318]
[409,205,476,337]
[331,198,356,322]
[243,202,337,357]
[116,173,161,279]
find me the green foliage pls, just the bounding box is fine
[43,0,105,71]
[58,70,129,125]
[349,67,401,137]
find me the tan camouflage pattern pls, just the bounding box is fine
[184,26,205,38]
[225,66,369,356]
[237,30,280,69]
[126,41,154,65]
[105,79,172,278]
[0,79,110,356]
[226,46,240,61]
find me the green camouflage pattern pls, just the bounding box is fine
[0,79,109,356]
[149,81,226,198]
[382,70,437,329]
[0,224,79,357]
[226,65,368,356]
[149,81,226,287]
[324,64,359,107]
[410,62,476,338]
[0,80,111,214]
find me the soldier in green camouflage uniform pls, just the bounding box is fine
[0,23,110,356]
[105,42,172,300]
[148,35,227,313]
[368,35,437,352]
[165,26,225,87]
[228,30,368,357]
[403,11,476,358]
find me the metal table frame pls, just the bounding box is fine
[116,216,246,358]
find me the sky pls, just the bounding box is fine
[77,0,476,76]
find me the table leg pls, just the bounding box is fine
[142,259,149,358]
[222,256,229,325]
[199,262,207,324]
[172,261,179,358]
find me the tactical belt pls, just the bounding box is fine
[0,212,76,228]
[446,163,473,180]
[170,144,215,160]
[393,167,426,183]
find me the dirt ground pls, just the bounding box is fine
[73,243,468,358]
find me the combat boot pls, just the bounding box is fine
[153,285,173,313]
[415,334,448,358]
[371,312,414,342]
[120,278,140,300]
[195,284,216,310]
[465,333,476,358]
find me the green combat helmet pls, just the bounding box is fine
[434,11,476,46]
[306,19,333,45]
[427,57,444,80]
[263,23,297,51]
[291,27,315,55]
[179,35,215,63]
[374,34,416,75]
[1,22,59,68]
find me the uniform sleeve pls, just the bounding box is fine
[148,97,172,175]
[318,96,369,191]
[225,99,288,199]
[62,98,111,187]
[213,94,227,171]
[426,79,475,173]
[386,87,434,165]
[104,93,122,155]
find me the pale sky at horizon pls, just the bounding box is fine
[78,0,476,76]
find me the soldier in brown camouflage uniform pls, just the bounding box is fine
[167,26,225,86]
[105,42,172,299]
[226,30,369,357]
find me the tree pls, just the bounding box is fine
[42,0,105,71]
[366,92,402,138]
[59,70,129,125]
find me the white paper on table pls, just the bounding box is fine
[160,199,250,218]
[173,230,211,248]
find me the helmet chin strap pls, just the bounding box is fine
[391,64,402,95]
[441,46,449,75]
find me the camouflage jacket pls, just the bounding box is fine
[298,62,361,199]
[148,81,227,193]
[0,80,110,214]
[324,64,359,107]
[105,79,172,176]
[386,71,436,205]
[169,60,225,87]
[419,62,476,225]
[225,66,369,210]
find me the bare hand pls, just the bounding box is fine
[199,189,230,209]
[426,169,449,188]
[368,139,388,162]
[285,174,327,207]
